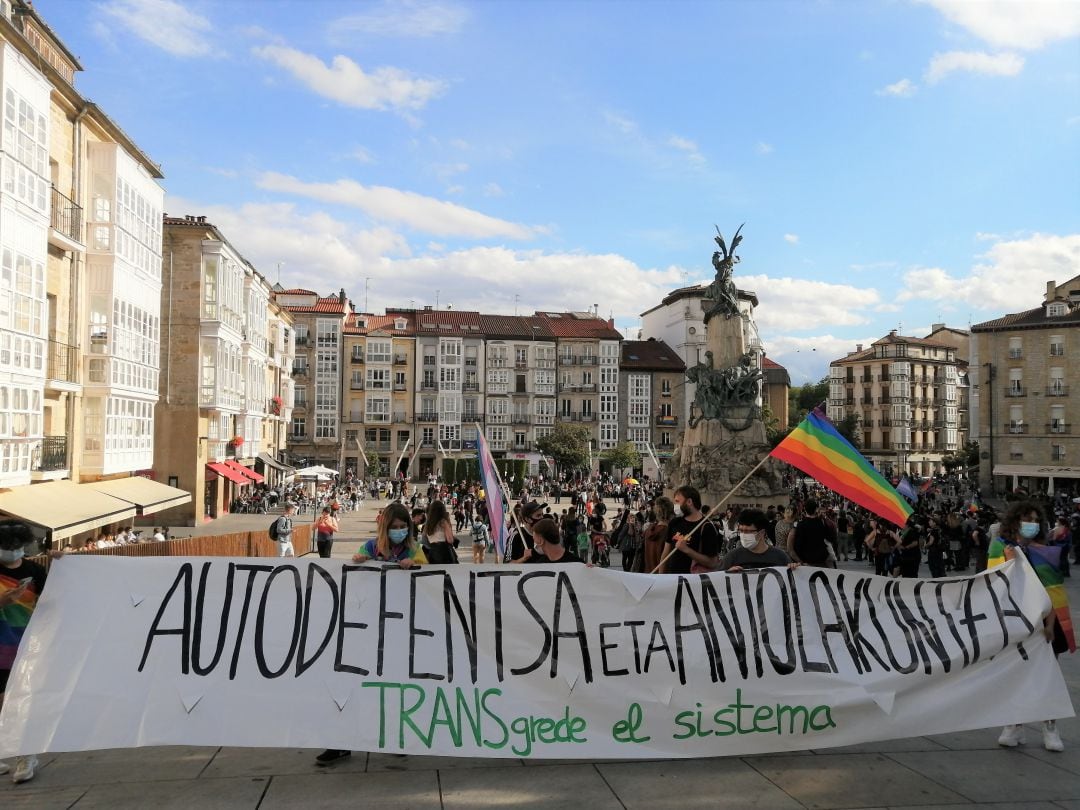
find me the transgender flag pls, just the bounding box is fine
[476,429,507,559]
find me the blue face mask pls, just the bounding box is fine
[1019,521,1040,540]
[388,528,409,543]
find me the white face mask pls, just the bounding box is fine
[739,532,759,549]
[0,547,25,563]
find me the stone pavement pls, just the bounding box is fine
[6,498,1080,808]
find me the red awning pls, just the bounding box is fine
[207,462,249,485]
[225,460,265,484]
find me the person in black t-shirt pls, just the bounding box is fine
[661,485,721,574]
[792,499,836,568]
[525,518,583,564]
[505,500,548,563]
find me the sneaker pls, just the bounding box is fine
[315,749,351,766]
[1044,720,1064,752]
[12,755,38,783]
[998,724,1026,747]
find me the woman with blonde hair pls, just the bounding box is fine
[351,502,427,568]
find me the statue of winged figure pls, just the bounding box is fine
[703,224,744,324]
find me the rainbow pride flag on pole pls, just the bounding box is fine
[476,428,508,559]
[771,410,914,528]
[988,539,1075,653]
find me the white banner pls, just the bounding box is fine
[0,556,1073,758]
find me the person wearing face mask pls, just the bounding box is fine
[0,520,47,783]
[526,518,582,564]
[718,509,795,573]
[991,501,1075,752]
[660,485,721,574]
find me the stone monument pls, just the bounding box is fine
[666,226,787,509]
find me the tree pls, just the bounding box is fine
[787,376,830,427]
[535,423,591,473]
[942,441,979,472]
[836,413,862,448]
[601,441,641,473]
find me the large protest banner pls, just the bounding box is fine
[0,556,1073,758]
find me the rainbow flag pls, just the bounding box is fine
[476,429,508,560]
[988,539,1075,653]
[771,410,914,527]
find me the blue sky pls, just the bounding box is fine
[42,0,1080,383]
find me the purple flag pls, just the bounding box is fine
[476,431,507,559]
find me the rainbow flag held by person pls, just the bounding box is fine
[476,429,508,559]
[988,539,1075,653]
[771,410,914,528]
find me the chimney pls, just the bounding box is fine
[1046,280,1057,303]
[930,322,944,333]
[196,215,206,224]
[339,288,346,304]
[856,344,863,352]
[608,317,615,328]
[424,305,433,311]
[889,329,897,337]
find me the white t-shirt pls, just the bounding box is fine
[153,532,166,542]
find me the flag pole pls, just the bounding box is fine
[474,423,523,563]
[649,453,771,574]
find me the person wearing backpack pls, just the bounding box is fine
[791,500,837,568]
[314,506,339,559]
[269,503,296,557]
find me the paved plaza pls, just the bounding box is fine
[5,498,1080,808]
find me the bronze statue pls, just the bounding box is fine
[686,350,763,430]
[702,224,743,324]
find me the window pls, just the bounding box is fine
[581,399,593,417]
[515,347,528,367]
[315,415,336,438]
[661,378,671,396]
[367,339,391,363]
[439,423,460,444]
[1009,442,1023,460]
[1008,368,1023,396]
[1048,302,1068,317]
[394,318,407,330]
[1050,405,1066,434]
[1050,335,1065,356]
[365,397,390,422]
[394,371,406,388]
[1008,337,1022,359]
[366,368,390,390]
[1049,367,1066,396]
[1052,445,1066,461]
[316,319,339,346]
[440,340,461,363]
[1009,405,1024,433]
[291,416,306,437]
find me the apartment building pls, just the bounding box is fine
[478,314,556,466]
[970,276,1080,496]
[828,329,968,476]
[261,296,296,483]
[342,310,415,478]
[276,288,350,468]
[619,338,685,479]
[640,284,763,425]
[0,2,187,544]
[762,357,791,429]
[536,311,623,455]
[151,216,293,524]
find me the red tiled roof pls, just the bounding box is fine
[533,312,623,340]
[344,312,415,335]
[621,339,684,370]
[762,357,786,370]
[413,309,484,334]
[872,332,956,349]
[280,288,317,296]
[281,296,349,314]
[830,347,875,365]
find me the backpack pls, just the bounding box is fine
[269,518,280,540]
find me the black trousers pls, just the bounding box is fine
[316,533,334,558]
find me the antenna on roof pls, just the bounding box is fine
[514,294,520,316]
[276,261,283,284]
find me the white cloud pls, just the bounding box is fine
[433,162,469,180]
[330,0,469,39]
[918,0,1080,50]
[1067,115,1080,127]
[349,146,376,164]
[166,197,683,321]
[252,45,445,111]
[256,171,538,239]
[667,135,706,166]
[755,141,774,155]
[737,274,883,331]
[763,334,880,385]
[876,78,917,97]
[482,182,505,198]
[925,51,1024,83]
[783,234,799,245]
[602,110,639,136]
[100,0,212,57]
[898,232,1080,310]
[204,166,238,178]
[974,231,1001,242]
[849,260,898,273]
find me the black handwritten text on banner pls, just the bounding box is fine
[0,556,1072,758]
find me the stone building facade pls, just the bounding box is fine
[971,276,1080,496]
[619,338,685,479]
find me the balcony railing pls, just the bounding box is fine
[418,412,438,422]
[50,186,83,244]
[291,366,308,376]
[394,354,408,365]
[393,382,408,391]
[35,435,68,472]
[351,353,365,364]
[350,380,365,390]
[1048,423,1072,434]
[463,382,480,392]
[579,356,598,365]
[580,413,596,422]
[656,415,679,426]
[47,338,79,383]
[1008,349,1023,359]
[511,414,531,425]
[1005,422,1029,434]
[1047,385,1069,397]
[1005,386,1026,398]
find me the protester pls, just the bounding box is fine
[991,501,1074,752]
[790,499,836,568]
[471,517,489,564]
[314,507,339,559]
[644,496,674,573]
[719,509,795,572]
[660,486,721,574]
[0,521,48,782]
[897,517,922,578]
[867,518,900,577]
[270,503,296,557]
[422,500,458,564]
[525,518,582,564]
